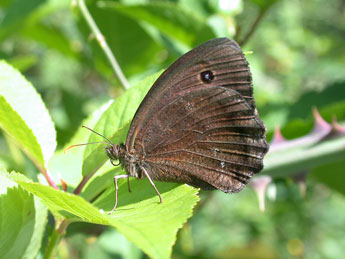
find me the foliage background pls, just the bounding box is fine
[1,0,345,258]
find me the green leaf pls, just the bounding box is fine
[287,82,345,122]
[310,158,345,196]
[48,100,113,186]
[0,170,48,259]
[97,229,142,258]
[22,22,78,58]
[79,4,163,78]
[0,0,46,40]
[0,61,56,167]
[7,55,38,72]
[82,71,160,178]
[101,2,216,47]
[0,96,43,166]
[249,0,279,10]
[11,172,199,259]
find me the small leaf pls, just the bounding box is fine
[0,61,56,167]
[11,172,199,259]
[7,55,38,72]
[0,170,48,259]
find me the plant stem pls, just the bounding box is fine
[74,158,107,195]
[74,173,94,195]
[76,0,130,90]
[26,150,59,190]
[44,220,69,259]
[41,168,59,190]
[237,6,269,46]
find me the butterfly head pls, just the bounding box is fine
[105,144,120,161]
[105,143,127,166]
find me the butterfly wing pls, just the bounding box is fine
[126,38,268,192]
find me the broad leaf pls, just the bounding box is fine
[11,172,199,259]
[0,170,47,259]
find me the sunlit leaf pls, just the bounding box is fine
[11,172,199,259]
[0,61,56,167]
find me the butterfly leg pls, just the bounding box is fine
[108,174,129,214]
[140,166,163,204]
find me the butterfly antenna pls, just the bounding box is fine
[82,125,114,144]
[64,141,112,154]
[64,126,114,154]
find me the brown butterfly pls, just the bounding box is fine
[83,38,269,214]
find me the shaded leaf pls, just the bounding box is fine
[79,4,163,78]
[0,0,47,40]
[7,55,38,72]
[22,22,78,58]
[101,2,216,47]
[249,0,278,10]
[287,82,345,121]
[310,158,345,196]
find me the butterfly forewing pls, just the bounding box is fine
[125,37,268,193]
[126,38,255,150]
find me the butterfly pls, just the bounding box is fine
[82,38,269,214]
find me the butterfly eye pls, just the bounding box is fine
[200,70,214,83]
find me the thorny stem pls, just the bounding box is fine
[263,135,345,176]
[75,0,130,90]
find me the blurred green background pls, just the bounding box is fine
[1,0,345,258]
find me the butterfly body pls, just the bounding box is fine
[106,37,269,213]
